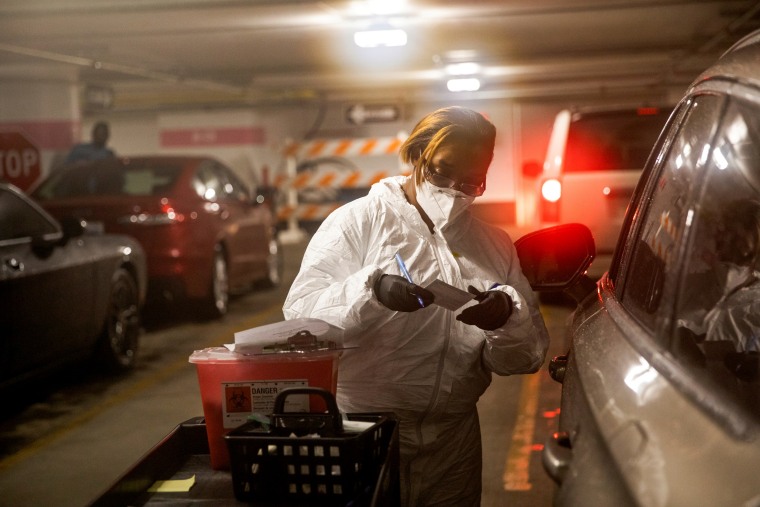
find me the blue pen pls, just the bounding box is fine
[395,252,425,308]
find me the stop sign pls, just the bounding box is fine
[0,131,41,191]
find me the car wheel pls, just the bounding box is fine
[204,246,229,318]
[263,236,283,287]
[98,268,141,372]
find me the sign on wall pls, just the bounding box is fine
[0,131,41,191]
[345,103,401,125]
[160,126,266,147]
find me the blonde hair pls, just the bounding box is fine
[399,106,496,185]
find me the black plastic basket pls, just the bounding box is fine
[224,387,398,505]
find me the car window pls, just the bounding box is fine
[0,187,58,241]
[34,163,126,198]
[33,161,183,198]
[621,95,725,330]
[216,163,250,202]
[672,96,760,422]
[193,163,225,201]
[564,108,670,172]
[121,166,181,195]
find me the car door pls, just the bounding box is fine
[552,88,760,506]
[0,186,96,385]
[596,94,722,507]
[214,162,270,285]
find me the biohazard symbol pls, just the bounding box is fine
[225,386,252,413]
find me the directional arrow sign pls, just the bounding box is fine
[346,104,401,125]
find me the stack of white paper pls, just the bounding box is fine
[226,318,343,353]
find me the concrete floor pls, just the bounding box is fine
[0,225,580,506]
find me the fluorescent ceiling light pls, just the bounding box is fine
[366,0,406,15]
[447,77,481,92]
[354,25,408,48]
[446,62,481,75]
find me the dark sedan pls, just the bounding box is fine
[0,183,146,390]
[32,155,282,318]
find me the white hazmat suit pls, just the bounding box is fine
[283,175,550,505]
[704,264,760,351]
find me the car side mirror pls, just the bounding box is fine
[60,216,86,239]
[34,216,87,254]
[515,223,597,301]
[30,229,65,258]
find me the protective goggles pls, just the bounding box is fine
[424,165,486,197]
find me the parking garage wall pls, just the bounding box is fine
[0,78,629,232]
[85,100,527,229]
[0,79,80,191]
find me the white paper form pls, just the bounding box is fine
[226,318,342,352]
[425,279,475,310]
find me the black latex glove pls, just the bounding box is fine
[456,285,513,330]
[373,274,435,312]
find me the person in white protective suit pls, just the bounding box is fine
[283,106,550,506]
[703,199,760,364]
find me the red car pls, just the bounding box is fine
[33,155,282,317]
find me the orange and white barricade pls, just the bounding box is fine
[276,135,408,242]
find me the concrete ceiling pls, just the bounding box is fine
[1,0,759,112]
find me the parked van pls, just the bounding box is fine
[538,107,671,253]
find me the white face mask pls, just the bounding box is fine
[416,180,475,232]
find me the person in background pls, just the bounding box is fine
[283,106,549,506]
[703,198,760,354]
[64,121,116,164]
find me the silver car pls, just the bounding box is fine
[535,29,760,506]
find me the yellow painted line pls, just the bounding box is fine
[502,373,541,491]
[0,304,283,472]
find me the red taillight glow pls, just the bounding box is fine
[161,202,185,222]
[637,107,660,116]
[117,200,185,226]
[541,179,562,203]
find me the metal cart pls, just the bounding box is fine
[89,413,399,507]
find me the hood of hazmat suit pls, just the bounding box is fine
[283,175,549,506]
